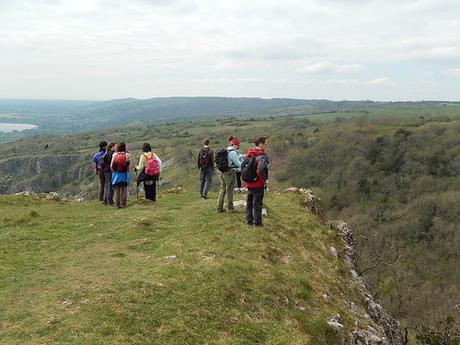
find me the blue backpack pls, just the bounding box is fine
[92,151,105,171]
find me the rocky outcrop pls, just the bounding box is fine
[0,154,92,194]
[13,191,84,202]
[286,187,407,345]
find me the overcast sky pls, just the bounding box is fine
[1,0,459,101]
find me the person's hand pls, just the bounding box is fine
[134,168,138,173]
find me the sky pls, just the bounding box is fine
[1,0,459,101]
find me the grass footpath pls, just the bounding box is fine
[1,190,369,344]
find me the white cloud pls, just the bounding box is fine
[0,0,459,100]
[446,68,460,76]
[297,61,363,74]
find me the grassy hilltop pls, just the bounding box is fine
[1,190,380,345]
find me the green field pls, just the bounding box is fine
[0,190,376,344]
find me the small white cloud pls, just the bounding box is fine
[325,77,395,86]
[365,77,395,86]
[446,68,460,76]
[297,61,363,74]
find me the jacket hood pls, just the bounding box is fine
[246,148,266,157]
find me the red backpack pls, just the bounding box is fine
[112,152,128,172]
[144,153,160,176]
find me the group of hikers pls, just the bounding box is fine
[93,136,268,226]
[92,141,162,208]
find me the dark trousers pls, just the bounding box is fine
[114,183,128,208]
[236,172,242,189]
[103,171,114,205]
[246,188,264,225]
[144,179,156,202]
[199,167,213,197]
[98,171,105,202]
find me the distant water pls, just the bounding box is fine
[0,123,38,132]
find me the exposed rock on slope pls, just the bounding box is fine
[288,187,406,345]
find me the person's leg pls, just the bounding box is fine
[253,188,265,225]
[236,171,242,189]
[144,181,153,200]
[98,172,105,202]
[217,172,226,211]
[152,179,157,202]
[114,185,121,208]
[225,170,236,210]
[103,172,111,204]
[246,188,254,224]
[199,168,206,196]
[121,184,128,208]
[203,168,213,198]
[107,173,114,205]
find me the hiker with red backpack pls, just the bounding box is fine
[92,141,107,204]
[197,138,214,199]
[216,136,242,213]
[241,137,269,226]
[135,142,162,202]
[110,142,131,209]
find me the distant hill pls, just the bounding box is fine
[1,97,459,143]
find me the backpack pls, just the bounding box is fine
[92,151,105,171]
[241,155,259,182]
[198,148,211,168]
[215,148,230,172]
[144,153,160,176]
[112,152,128,172]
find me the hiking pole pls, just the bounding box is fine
[135,169,139,203]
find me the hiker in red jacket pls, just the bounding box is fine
[242,137,269,226]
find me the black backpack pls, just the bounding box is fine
[198,149,211,168]
[215,148,230,172]
[241,155,258,182]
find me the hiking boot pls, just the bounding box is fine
[247,220,253,225]
[217,208,225,213]
[228,208,236,213]
[202,195,208,199]
[254,223,263,227]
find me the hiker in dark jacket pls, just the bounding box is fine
[102,142,115,205]
[135,142,162,202]
[197,138,214,199]
[243,137,269,226]
[92,141,107,203]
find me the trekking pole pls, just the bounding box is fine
[135,169,139,203]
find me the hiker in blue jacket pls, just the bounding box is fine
[216,136,242,213]
[92,141,107,204]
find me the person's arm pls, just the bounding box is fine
[154,153,163,172]
[258,155,268,182]
[210,149,215,168]
[136,154,145,171]
[126,153,131,171]
[110,152,116,172]
[197,150,201,169]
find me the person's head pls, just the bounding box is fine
[255,136,267,150]
[228,136,240,149]
[117,142,126,152]
[142,142,152,153]
[107,142,115,152]
[99,141,108,150]
[202,139,210,147]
